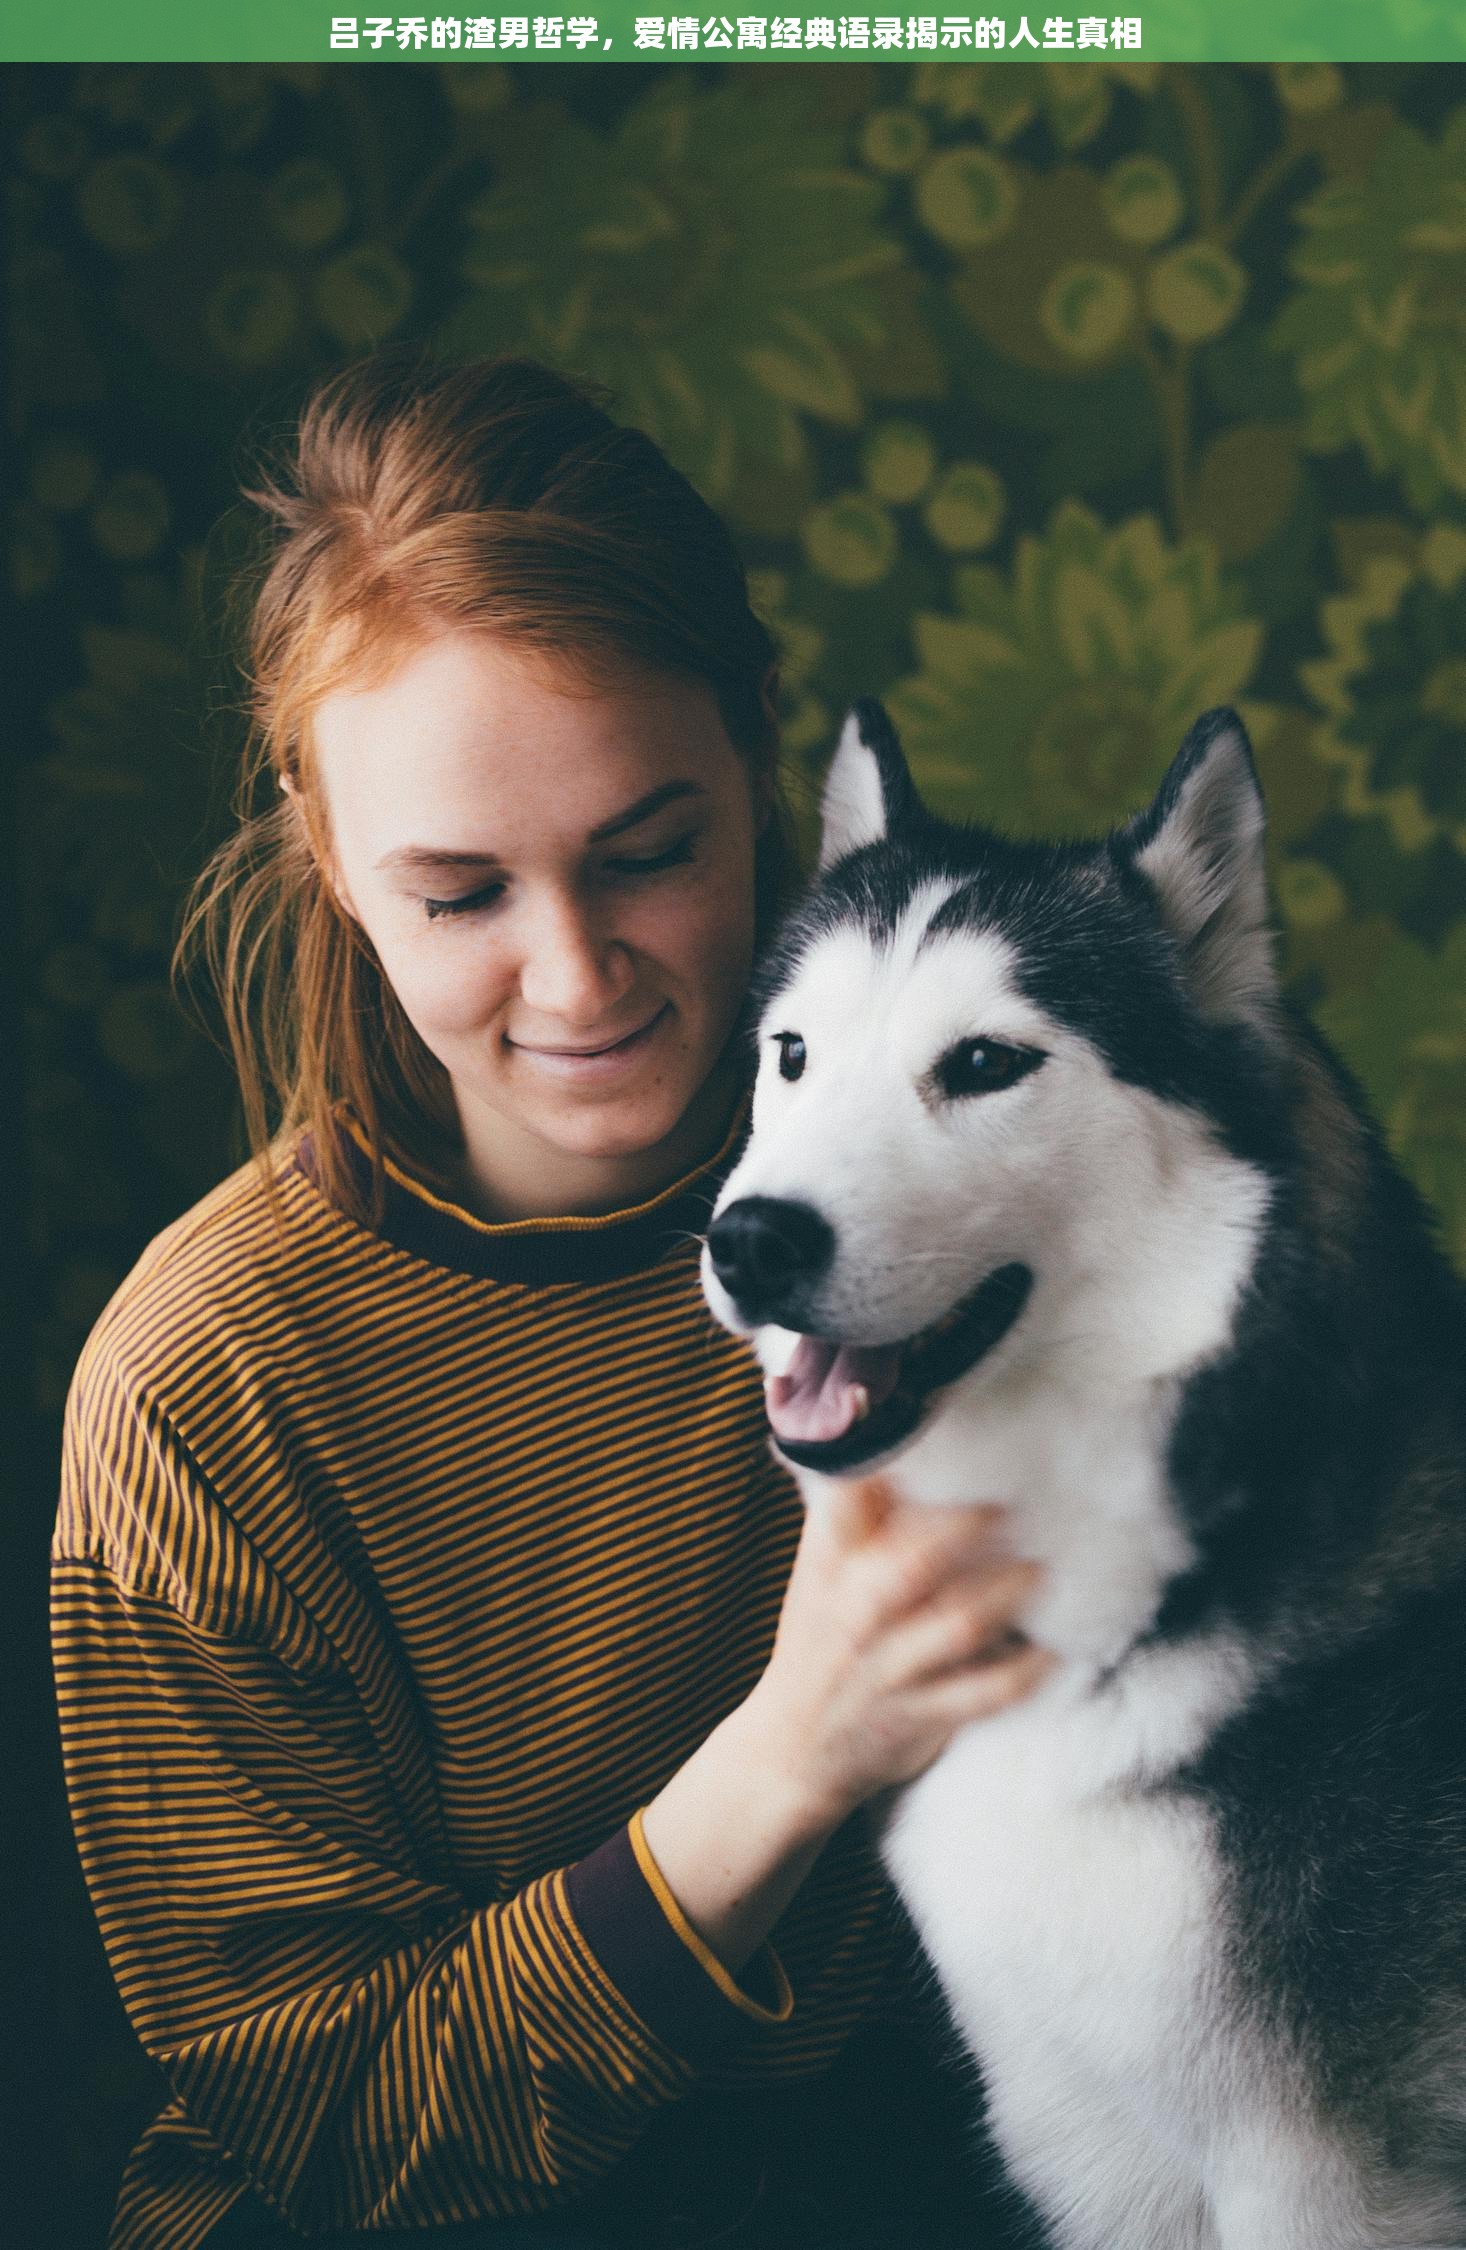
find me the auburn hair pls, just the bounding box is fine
[174,348,792,1232]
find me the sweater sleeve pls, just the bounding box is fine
[51,1370,794,2237]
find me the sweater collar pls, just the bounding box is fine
[292,1099,751,1286]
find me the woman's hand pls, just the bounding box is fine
[639,1478,1050,1979]
[746,1478,1052,1835]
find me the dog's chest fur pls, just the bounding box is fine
[800,1384,1287,2250]
[881,1665,1243,2249]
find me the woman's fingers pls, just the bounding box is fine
[851,1500,1012,1625]
[823,1474,898,1548]
[822,1479,1008,1566]
[875,1560,1044,1688]
[919,1638,1057,1726]
[765,1479,1050,1815]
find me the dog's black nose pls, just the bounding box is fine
[706,1197,834,1319]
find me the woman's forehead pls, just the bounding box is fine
[309,630,742,862]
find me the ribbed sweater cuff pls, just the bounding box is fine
[564,1812,793,2068]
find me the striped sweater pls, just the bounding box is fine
[51,1106,912,2247]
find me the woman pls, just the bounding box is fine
[52,351,1050,2250]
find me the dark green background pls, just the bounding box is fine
[11,56,1466,2244]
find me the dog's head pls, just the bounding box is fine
[702,700,1282,1478]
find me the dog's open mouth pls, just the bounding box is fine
[764,1262,1032,1475]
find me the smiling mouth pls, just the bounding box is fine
[512,1005,668,1059]
[764,1263,1033,1475]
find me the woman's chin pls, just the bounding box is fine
[450,1025,739,1204]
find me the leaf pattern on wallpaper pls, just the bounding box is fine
[1304,523,1466,851]
[439,73,930,513]
[1316,922,1466,1272]
[1272,106,1466,509]
[886,500,1263,832]
[910,56,1159,150]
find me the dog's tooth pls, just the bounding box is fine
[849,1384,871,1422]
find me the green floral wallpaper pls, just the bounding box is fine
[14,56,1466,1427]
[11,53,1466,2227]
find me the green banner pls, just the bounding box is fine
[7,0,1466,61]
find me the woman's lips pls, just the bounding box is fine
[508,1004,670,1076]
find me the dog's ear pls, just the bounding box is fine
[1118,707,1278,1025]
[819,699,921,870]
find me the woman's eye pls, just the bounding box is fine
[935,1039,1045,1099]
[602,832,699,880]
[774,1032,806,1083]
[423,881,506,922]
[420,832,698,922]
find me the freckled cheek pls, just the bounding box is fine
[372,930,513,1047]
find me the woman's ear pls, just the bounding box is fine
[280,769,358,923]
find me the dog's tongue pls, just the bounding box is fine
[766,1337,901,1444]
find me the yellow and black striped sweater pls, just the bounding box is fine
[51,1108,916,2248]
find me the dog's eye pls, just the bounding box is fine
[936,1039,1044,1100]
[773,1032,807,1083]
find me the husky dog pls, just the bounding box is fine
[701,700,1466,2250]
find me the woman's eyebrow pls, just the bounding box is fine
[589,780,706,841]
[374,782,708,874]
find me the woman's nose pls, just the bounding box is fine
[515,892,636,1024]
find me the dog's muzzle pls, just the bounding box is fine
[705,1205,1034,1474]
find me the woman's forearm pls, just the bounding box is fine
[639,1687,836,1977]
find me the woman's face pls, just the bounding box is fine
[308,631,766,1218]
